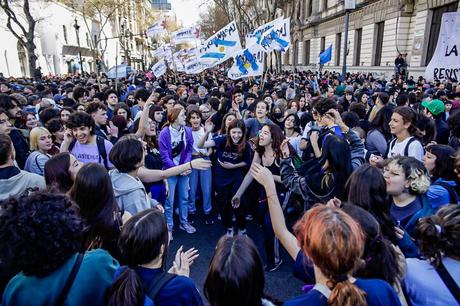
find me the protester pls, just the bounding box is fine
[0,191,119,306]
[24,127,54,175]
[106,209,203,306]
[44,152,82,192]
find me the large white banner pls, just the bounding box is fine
[152,60,167,77]
[197,21,242,68]
[172,26,201,44]
[259,18,290,52]
[425,12,460,81]
[185,58,206,74]
[151,44,172,59]
[245,18,283,47]
[146,20,167,37]
[228,45,265,80]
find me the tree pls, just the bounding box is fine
[198,3,229,38]
[0,0,39,77]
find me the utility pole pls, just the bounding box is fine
[74,18,84,75]
[342,0,355,77]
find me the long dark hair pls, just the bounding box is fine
[204,235,266,306]
[345,164,397,242]
[370,106,393,140]
[321,135,353,199]
[425,144,457,181]
[44,152,74,193]
[106,209,169,306]
[342,204,401,286]
[255,124,284,158]
[69,163,120,253]
[225,119,247,156]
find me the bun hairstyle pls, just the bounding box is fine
[294,205,367,306]
[385,156,431,195]
[415,204,460,264]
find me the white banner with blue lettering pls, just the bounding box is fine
[152,60,167,77]
[258,18,290,52]
[197,21,242,68]
[172,26,201,44]
[228,44,265,80]
[425,12,460,81]
[245,18,283,47]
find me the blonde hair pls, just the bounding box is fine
[387,157,431,195]
[29,127,51,151]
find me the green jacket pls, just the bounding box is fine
[2,249,119,306]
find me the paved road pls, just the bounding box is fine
[166,211,304,303]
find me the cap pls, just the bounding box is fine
[421,99,445,116]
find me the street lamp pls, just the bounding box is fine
[342,0,355,77]
[73,18,84,75]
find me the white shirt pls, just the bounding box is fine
[387,136,424,161]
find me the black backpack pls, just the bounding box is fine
[69,136,109,170]
[145,272,177,303]
[385,136,421,158]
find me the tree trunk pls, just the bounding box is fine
[26,43,37,77]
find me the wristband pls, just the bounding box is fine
[189,161,193,170]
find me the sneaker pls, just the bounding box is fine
[179,222,196,234]
[188,213,196,224]
[265,259,283,272]
[237,228,247,236]
[204,214,214,225]
[168,231,173,241]
[232,214,236,222]
[217,213,222,221]
[245,214,253,221]
[226,227,234,237]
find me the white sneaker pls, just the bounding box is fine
[226,227,234,237]
[179,223,196,234]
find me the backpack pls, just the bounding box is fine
[69,136,109,170]
[145,272,177,303]
[385,136,420,158]
[432,181,459,204]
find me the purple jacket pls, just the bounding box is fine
[159,126,193,169]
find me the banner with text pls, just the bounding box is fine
[426,12,460,81]
[172,26,201,44]
[228,45,265,80]
[258,18,290,53]
[197,21,242,68]
[146,20,167,37]
[152,59,167,77]
[245,17,283,47]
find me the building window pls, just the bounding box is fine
[320,36,326,52]
[63,25,68,44]
[86,33,90,47]
[323,0,328,10]
[354,28,362,66]
[307,0,313,17]
[294,40,299,65]
[425,1,458,65]
[373,22,384,66]
[335,33,341,66]
[305,40,311,64]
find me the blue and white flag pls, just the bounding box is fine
[172,26,201,44]
[245,18,283,47]
[259,18,290,52]
[152,60,167,77]
[197,21,242,68]
[319,44,332,65]
[146,19,167,37]
[228,45,265,80]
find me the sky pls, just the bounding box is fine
[169,0,209,27]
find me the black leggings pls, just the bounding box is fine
[215,181,246,230]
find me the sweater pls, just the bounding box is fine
[0,168,46,201]
[158,126,193,169]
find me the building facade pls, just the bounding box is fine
[282,0,460,78]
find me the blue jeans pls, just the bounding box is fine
[165,175,190,231]
[188,163,212,214]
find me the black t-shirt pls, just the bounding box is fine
[213,135,251,186]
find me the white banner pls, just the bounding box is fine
[185,58,205,74]
[228,45,265,79]
[146,20,167,37]
[425,12,460,81]
[151,44,172,58]
[197,21,242,68]
[152,60,167,77]
[245,18,283,47]
[258,18,290,52]
[172,26,201,44]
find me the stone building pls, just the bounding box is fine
[282,0,460,78]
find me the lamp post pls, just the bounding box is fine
[342,0,355,77]
[73,18,84,75]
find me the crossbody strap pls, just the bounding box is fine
[435,260,460,303]
[146,272,177,302]
[55,253,84,306]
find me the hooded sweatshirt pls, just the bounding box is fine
[110,169,158,215]
[0,167,46,201]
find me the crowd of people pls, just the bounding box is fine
[0,68,459,306]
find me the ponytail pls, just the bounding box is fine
[106,267,145,306]
[329,279,367,306]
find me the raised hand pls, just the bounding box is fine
[191,158,212,170]
[280,139,291,158]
